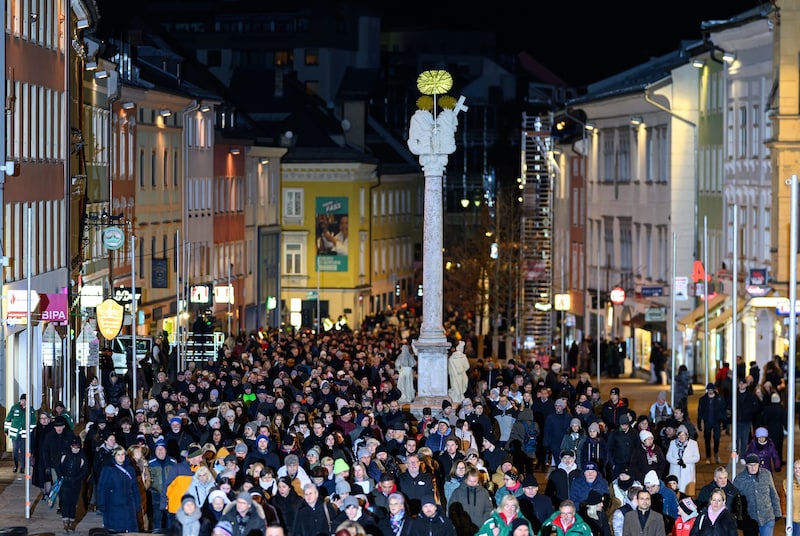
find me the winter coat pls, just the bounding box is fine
[673,370,691,406]
[43,426,78,477]
[607,427,639,477]
[491,402,518,442]
[665,438,701,493]
[149,454,178,510]
[184,471,217,508]
[744,438,781,472]
[546,463,581,505]
[784,475,800,524]
[758,403,787,445]
[292,498,336,536]
[629,444,666,485]
[569,473,610,506]
[447,481,494,533]
[30,423,53,488]
[733,467,782,526]
[688,507,738,536]
[475,509,532,536]
[219,499,267,536]
[622,508,666,536]
[561,431,587,468]
[410,505,457,536]
[507,408,538,459]
[269,490,303,533]
[579,436,608,474]
[696,394,726,429]
[544,412,573,456]
[4,402,35,440]
[518,492,554,532]
[170,506,214,536]
[97,459,142,532]
[539,509,594,536]
[376,510,414,536]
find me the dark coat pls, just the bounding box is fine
[629,443,667,484]
[170,509,214,536]
[447,482,494,533]
[43,426,78,477]
[31,422,53,488]
[292,498,336,536]
[607,426,639,478]
[409,505,457,536]
[219,500,267,536]
[97,459,142,532]
[397,470,435,515]
[688,508,739,536]
[697,394,727,429]
[545,465,581,505]
[376,511,414,536]
[269,490,304,534]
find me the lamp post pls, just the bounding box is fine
[407,70,467,404]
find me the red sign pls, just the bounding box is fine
[610,287,626,305]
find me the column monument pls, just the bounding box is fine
[407,70,467,411]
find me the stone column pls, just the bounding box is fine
[406,71,467,409]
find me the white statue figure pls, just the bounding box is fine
[433,108,458,154]
[396,344,417,403]
[448,340,470,404]
[407,109,435,155]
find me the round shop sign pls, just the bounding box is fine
[610,287,626,305]
[103,226,125,250]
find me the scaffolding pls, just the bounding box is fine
[519,113,553,356]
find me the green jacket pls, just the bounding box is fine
[4,402,36,440]
[538,510,593,536]
[475,510,533,536]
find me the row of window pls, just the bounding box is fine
[7,0,63,51]
[5,199,64,282]
[593,219,669,283]
[5,81,64,162]
[283,187,416,224]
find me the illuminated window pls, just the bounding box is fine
[305,49,319,66]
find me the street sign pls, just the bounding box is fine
[102,226,125,250]
[610,287,626,305]
[554,294,571,311]
[645,307,666,322]
[641,286,663,297]
[7,290,40,320]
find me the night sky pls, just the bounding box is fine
[377,0,768,86]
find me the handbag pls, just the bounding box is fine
[48,476,64,508]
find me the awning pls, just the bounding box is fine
[697,299,746,333]
[623,313,646,327]
[677,293,727,330]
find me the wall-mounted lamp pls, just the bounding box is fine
[122,102,136,110]
[630,116,643,126]
[159,109,172,117]
[76,18,90,29]
[94,70,109,80]
[460,198,470,208]
[229,148,241,155]
[585,122,596,131]
[259,157,269,165]
[691,59,705,68]
[199,104,211,113]
[722,52,736,64]
[84,61,97,71]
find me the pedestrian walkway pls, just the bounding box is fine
[0,376,795,534]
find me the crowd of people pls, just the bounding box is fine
[4,325,799,536]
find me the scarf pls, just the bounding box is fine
[176,506,202,536]
[708,505,725,524]
[390,511,406,534]
[645,444,658,465]
[676,439,687,459]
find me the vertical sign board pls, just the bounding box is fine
[315,197,349,272]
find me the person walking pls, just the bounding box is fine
[696,383,726,464]
[97,445,142,533]
[57,436,89,532]
[665,425,700,496]
[622,489,665,536]
[734,453,782,536]
[690,488,738,536]
[4,393,35,473]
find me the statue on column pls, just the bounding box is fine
[448,340,470,404]
[396,344,417,403]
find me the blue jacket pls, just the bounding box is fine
[569,473,609,505]
[97,459,142,532]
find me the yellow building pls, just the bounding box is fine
[280,162,421,331]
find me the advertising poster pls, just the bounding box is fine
[315,197,348,272]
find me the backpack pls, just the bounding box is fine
[522,421,538,453]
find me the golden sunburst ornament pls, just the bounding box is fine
[417,70,453,95]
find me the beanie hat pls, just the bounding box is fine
[639,430,654,442]
[214,521,234,536]
[335,480,351,495]
[236,491,253,506]
[208,490,230,505]
[256,434,270,445]
[570,418,581,429]
[643,470,659,486]
[676,425,689,436]
[181,494,197,508]
[333,458,350,474]
[586,490,604,506]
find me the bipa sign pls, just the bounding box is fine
[41,293,68,323]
